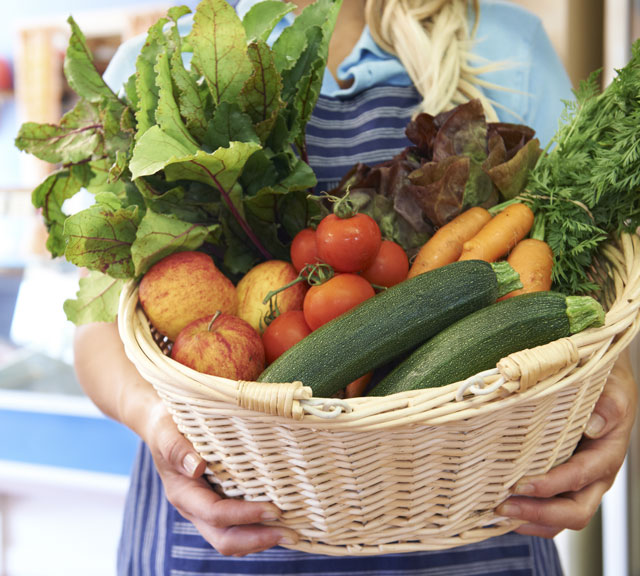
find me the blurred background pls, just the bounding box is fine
[0,1,638,575]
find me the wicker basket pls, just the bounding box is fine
[117,233,640,556]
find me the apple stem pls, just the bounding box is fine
[208,310,222,332]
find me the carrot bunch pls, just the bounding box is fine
[408,202,553,296]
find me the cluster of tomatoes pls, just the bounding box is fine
[261,206,409,366]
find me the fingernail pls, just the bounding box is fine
[261,509,280,522]
[182,452,201,475]
[278,536,297,546]
[498,503,521,517]
[586,413,606,437]
[513,482,535,496]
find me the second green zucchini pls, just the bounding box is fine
[368,291,605,396]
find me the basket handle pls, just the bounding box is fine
[497,337,579,392]
[456,337,580,400]
[236,380,352,420]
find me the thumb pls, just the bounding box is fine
[153,410,207,478]
[584,352,636,439]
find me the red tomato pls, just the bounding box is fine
[262,310,312,364]
[290,228,319,273]
[315,213,381,273]
[303,273,375,330]
[361,240,409,287]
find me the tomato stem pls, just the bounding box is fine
[261,262,335,325]
[309,189,357,219]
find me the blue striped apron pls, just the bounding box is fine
[117,86,564,576]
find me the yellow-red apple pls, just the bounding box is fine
[171,312,265,380]
[139,251,237,341]
[236,260,307,333]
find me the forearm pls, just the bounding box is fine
[73,322,160,439]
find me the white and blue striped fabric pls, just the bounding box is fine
[110,2,574,574]
[118,444,564,575]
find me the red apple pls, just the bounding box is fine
[171,312,265,380]
[139,251,237,341]
[236,260,307,333]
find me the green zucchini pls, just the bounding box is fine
[368,291,605,396]
[258,260,522,397]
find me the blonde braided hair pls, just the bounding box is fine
[365,0,503,120]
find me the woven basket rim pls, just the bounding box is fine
[118,232,640,428]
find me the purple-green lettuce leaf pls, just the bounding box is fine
[189,0,253,106]
[130,208,219,275]
[408,156,470,227]
[432,99,487,162]
[63,272,126,325]
[239,40,285,143]
[487,122,537,161]
[63,193,141,277]
[487,137,542,200]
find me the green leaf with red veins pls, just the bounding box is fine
[131,209,219,276]
[239,40,285,143]
[189,0,253,106]
[15,100,102,164]
[242,1,295,43]
[63,195,141,278]
[154,50,199,148]
[63,272,126,325]
[31,164,92,257]
[134,16,169,140]
[63,17,122,104]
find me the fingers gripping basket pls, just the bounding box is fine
[118,233,640,556]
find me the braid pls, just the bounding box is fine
[366,0,502,120]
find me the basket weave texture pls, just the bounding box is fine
[118,233,640,556]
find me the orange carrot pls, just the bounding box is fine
[344,372,373,398]
[499,238,554,300]
[458,202,534,262]
[407,206,492,278]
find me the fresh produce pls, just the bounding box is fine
[16,0,342,324]
[236,260,306,333]
[459,202,534,262]
[370,291,605,396]
[315,212,382,273]
[344,372,373,398]
[302,273,375,330]
[138,251,236,341]
[361,239,409,287]
[329,99,542,258]
[407,206,491,277]
[171,311,265,380]
[258,260,522,397]
[523,42,640,294]
[261,309,312,364]
[290,228,319,274]
[500,238,553,299]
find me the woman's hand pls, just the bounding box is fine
[74,322,298,556]
[142,400,299,556]
[496,348,637,537]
